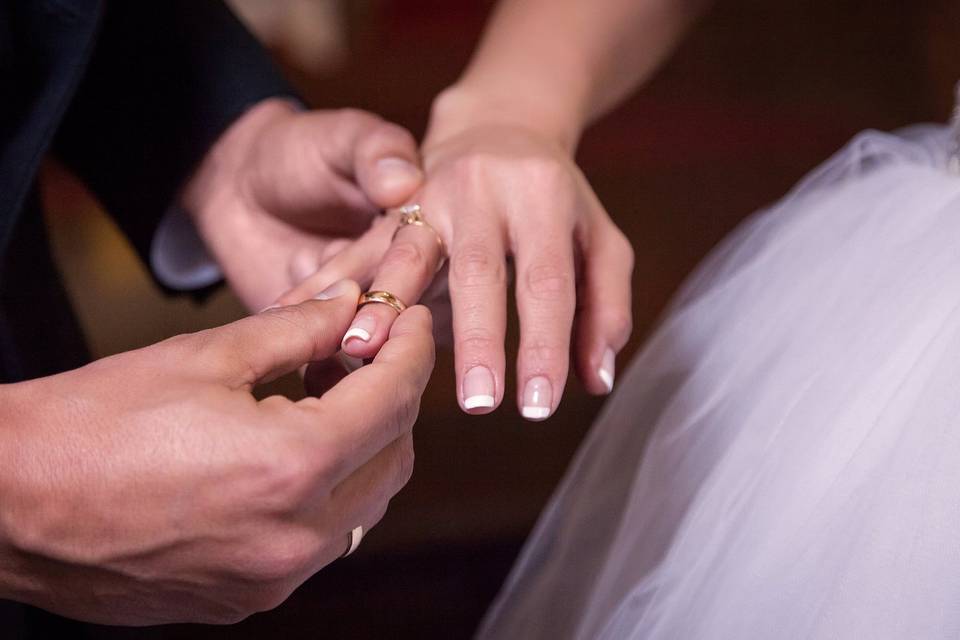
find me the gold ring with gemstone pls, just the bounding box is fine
[391,204,447,272]
[358,290,407,315]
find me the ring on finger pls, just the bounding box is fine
[391,204,447,273]
[358,290,407,315]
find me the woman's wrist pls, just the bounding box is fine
[425,83,586,154]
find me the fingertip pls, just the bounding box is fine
[460,364,499,415]
[374,157,423,201]
[598,347,616,393]
[341,307,392,357]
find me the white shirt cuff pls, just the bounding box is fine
[149,207,223,291]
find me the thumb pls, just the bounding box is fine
[194,279,361,389]
[350,117,423,208]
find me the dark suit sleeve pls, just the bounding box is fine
[52,0,297,274]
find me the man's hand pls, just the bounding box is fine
[0,280,435,625]
[182,99,424,311]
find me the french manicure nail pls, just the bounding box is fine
[376,157,421,189]
[314,279,353,301]
[342,315,376,349]
[463,366,496,411]
[521,376,553,421]
[598,347,616,393]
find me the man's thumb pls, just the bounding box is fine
[196,279,361,389]
[354,120,423,208]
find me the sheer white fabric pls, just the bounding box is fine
[480,112,960,638]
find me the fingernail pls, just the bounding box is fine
[314,279,353,301]
[463,366,495,411]
[598,347,616,393]
[259,303,281,313]
[376,157,421,190]
[521,376,553,421]
[342,315,376,349]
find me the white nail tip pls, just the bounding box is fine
[464,395,495,410]
[598,368,614,393]
[522,406,551,420]
[341,327,371,347]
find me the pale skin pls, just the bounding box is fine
[281,0,711,420]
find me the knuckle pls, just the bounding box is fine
[447,153,492,185]
[235,583,294,618]
[606,309,634,343]
[368,502,391,532]
[258,449,315,509]
[374,120,417,148]
[457,328,499,357]
[395,435,416,490]
[610,226,635,269]
[334,107,375,129]
[384,239,430,276]
[312,446,350,489]
[396,390,423,436]
[451,244,506,289]
[525,262,573,300]
[198,603,253,625]
[521,341,567,368]
[245,534,316,584]
[519,156,569,188]
[387,380,421,438]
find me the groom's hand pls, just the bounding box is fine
[182,99,424,311]
[0,281,435,625]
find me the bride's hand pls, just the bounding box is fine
[283,95,633,420]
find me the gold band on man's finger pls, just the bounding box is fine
[358,290,407,315]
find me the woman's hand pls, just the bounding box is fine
[281,93,634,420]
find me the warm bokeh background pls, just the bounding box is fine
[41,1,960,637]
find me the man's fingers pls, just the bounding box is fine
[340,218,445,360]
[191,280,361,389]
[513,227,577,421]
[575,221,634,394]
[297,432,413,573]
[275,215,397,306]
[296,305,434,485]
[321,432,414,542]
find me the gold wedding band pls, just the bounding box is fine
[391,204,447,272]
[358,290,407,314]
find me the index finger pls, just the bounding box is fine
[341,209,446,359]
[297,305,435,484]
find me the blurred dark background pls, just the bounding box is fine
[39,0,960,637]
